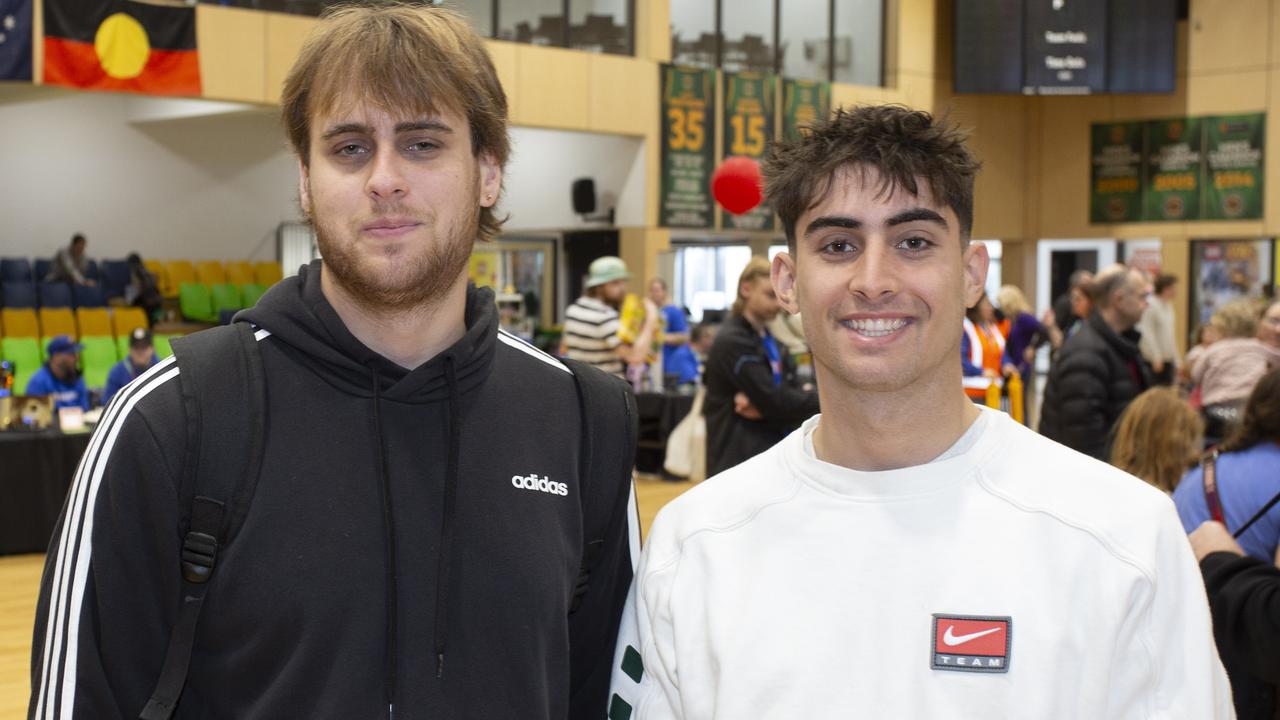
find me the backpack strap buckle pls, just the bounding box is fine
[181,531,218,584]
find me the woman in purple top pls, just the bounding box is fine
[995,285,1062,424]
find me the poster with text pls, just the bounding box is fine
[1090,121,1144,223]
[1203,113,1265,221]
[781,78,830,142]
[660,64,716,228]
[721,71,776,231]
[1142,117,1202,221]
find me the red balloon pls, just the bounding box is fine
[711,156,763,215]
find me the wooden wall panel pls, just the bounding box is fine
[486,40,519,119]
[1186,69,1269,116]
[264,13,315,106]
[197,6,267,104]
[1188,0,1270,73]
[588,54,655,136]
[511,45,589,129]
[964,95,1028,241]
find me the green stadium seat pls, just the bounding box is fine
[240,283,267,308]
[155,334,177,360]
[80,336,119,389]
[179,283,217,324]
[211,283,243,317]
[2,337,43,394]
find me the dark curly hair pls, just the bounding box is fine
[1221,367,1280,453]
[762,104,981,250]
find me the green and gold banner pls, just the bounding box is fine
[659,64,716,228]
[1203,113,1265,221]
[1090,121,1144,223]
[1142,117,1202,221]
[781,78,830,142]
[721,70,776,231]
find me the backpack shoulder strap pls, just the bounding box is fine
[561,358,637,613]
[140,322,266,720]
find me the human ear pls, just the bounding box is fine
[773,251,801,315]
[962,240,990,308]
[297,158,312,219]
[478,153,502,207]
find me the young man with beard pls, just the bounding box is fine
[608,105,1231,718]
[562,256,659,381]
[30,8,636,719]
[25,335,89,411]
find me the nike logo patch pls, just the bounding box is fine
[931,614,1011,674]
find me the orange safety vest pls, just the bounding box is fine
[962,318,1006,400]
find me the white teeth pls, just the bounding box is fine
[842,318,907,337]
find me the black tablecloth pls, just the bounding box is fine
[635,391,696,475]
[0,429,92,555]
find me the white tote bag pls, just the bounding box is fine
[663,387,707,481]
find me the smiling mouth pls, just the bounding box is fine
[840,318,910,337]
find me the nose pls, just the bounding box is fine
[847,240,898,301]
[365,146,407,201]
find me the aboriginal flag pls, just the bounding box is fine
[44,0,199,96]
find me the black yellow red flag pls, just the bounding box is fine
[43,0,199,96]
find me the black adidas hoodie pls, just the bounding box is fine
[29,260,636,719]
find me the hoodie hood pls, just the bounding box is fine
[236,259,497,402]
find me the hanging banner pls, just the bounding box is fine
[1203,113,1265,221]
[1142,117,1202,221]
[781,77,830,142]
[721,71,775,231]
[659,64,716,228]
[0,0,32,80]
[1089,121,1144,224]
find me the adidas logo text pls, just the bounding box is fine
[511,473,569,496]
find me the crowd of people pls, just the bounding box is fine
[21,5,1280,719]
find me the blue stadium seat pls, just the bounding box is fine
[0,258,32,284]
[73,283,106,308]
[2,282,37,308]
[33,258,52,282]
[39,282,73,308]
[101,259,131,299]
[85,259,100,281]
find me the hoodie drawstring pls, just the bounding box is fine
[369,364,398,720]
[434,356,461,679]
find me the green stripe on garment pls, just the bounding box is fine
[609,694,633,720]
[622,645,644,684]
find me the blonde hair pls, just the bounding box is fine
[1211,299,1259,339]
[281,5,510,242]
[732,257,772,316]
[1110,387,1204,493]
[995,285,1032,318]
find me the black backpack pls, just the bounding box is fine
[139,323,637,720]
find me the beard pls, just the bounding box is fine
[312,198,479,314]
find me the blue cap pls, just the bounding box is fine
[46,335,82,356]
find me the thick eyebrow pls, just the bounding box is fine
[320,120,454,141]
[886,208,948,229]
[803,215,861,238]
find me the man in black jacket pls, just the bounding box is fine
[704,257,819,476]
[29,7,635,719]
[1039,264,1152,459]
[1191,520,1280,720]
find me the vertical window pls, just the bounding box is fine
[671,0,717,68]
[441,0,494,37]
[569,0,632,55]
[675,244,753,322]
[779,0,831,81]
[721,0,775,73]
[833,0,884,86]
[497,0,566,46]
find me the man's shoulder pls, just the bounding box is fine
[981,419,1178,557]
[642,446,796,570]
[493,329,576,382]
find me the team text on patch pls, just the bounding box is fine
[931,614,1011,673]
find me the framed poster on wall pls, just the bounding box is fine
[1189,238,1275,336]
[721,70,775,231]
[659,64,717,228]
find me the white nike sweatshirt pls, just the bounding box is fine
[609,408,1234,719]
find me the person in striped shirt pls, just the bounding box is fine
[562,256,658,381]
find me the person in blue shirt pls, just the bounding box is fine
[25,335,89,411]
[102,327,159,406]
[648,278,690,380]
[1174,367,1280,562]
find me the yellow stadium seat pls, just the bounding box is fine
[38,307,77,339]
[254,261,283,286]
[165,261,196,298]
[225,261,255,286]
[111,307,149,339]
[1,308,40,338]
[76,307,113,337]
[195,261,226,286]
[144,259,169,295]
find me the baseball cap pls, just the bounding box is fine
[585,256,631,288]
[129,327,153,349]
[46,335,82,356]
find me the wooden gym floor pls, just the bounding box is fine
[0,475,693,718]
